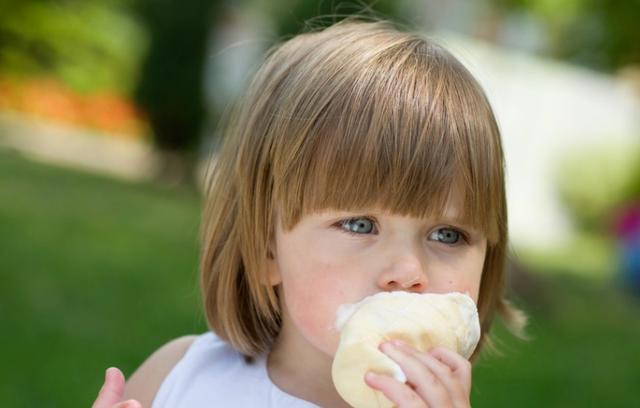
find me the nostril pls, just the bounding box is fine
[406,279,426,292]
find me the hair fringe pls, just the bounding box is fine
[200,18,527,359]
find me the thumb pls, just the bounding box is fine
[92,367,126,408]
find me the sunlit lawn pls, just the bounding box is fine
[0,149,207,407]
[1,149,639,407]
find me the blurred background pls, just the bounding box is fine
[1,0,639,406]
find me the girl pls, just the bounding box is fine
[93,17,525,408]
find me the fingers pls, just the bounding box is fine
[112,400,143,408]
[396,343,471,408]
[92,367,126,408]
[365,341,472,408]
[365,371,429,408]
[428,347,473,394]
[377,341,452,408]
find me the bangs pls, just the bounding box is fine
[200,20,520,357]
[266,28,504,244]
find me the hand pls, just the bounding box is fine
[365,341,472,408]
[92,367,142,408]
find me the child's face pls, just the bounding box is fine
[267,201,488,359]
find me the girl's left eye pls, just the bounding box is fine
[339,217,377,235]
[429,228,464,245]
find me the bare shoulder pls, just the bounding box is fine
[123,334,199,406]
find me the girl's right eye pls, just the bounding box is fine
[338,217,377,235]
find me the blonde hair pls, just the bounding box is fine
[200,18,526,359]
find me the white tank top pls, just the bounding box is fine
[152,331,320,408]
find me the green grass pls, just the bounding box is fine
[1,149,639,407]
[472,274,640,407]
[0,149,207,407]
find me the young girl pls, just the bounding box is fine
[93,17,525,408]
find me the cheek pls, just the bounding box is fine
[458,244,486,299]
[434,278,480,302]
[432,253,484,303]
[280,236,367,305]
[278,254,356,354]
[464,258,485,304]
[284,286,343,355]
[458,262,483,303]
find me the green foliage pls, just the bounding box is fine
[513,0,586,27]
[132,0,222,152]
[493,0,640,71]
[254,0,406,40]
[0,0,147,94]
[554,142,640,231]
[516,231,618,279]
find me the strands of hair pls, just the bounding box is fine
[200,17,526,358]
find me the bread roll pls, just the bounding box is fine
[331,291,480,408]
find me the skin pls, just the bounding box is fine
[93,200,487,408]
[92,368,141,408]
[267,202,487,407]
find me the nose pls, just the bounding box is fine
[376,246,428,293]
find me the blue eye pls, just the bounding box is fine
[340,217,376,234]
[429,228,462,244]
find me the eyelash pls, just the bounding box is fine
[334,216,469,245]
